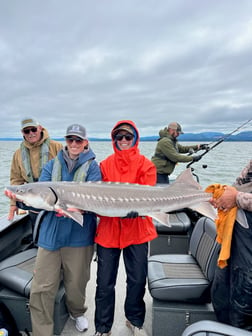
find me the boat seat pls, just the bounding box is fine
[153,211,191,233]
[0,212,69,334]
[0,248,37,297]
[150,211,193,255]
[181,320,252,336]
[0,211,45,297]
[148,216,220,303]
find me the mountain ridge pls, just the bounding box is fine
[1,131,252,142]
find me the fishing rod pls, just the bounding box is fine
[187,118,252,169]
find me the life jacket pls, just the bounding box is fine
[51,156,92,182]
[20,138,50,182]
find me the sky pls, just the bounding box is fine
[0,0,252,139]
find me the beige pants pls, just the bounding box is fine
[30,246,94,336]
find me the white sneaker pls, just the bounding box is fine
[126,320,146,336]
[133,327,147,336]
[70,314,88,332]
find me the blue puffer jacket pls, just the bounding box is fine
[36,148,101,250]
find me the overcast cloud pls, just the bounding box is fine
[0,0,252,138]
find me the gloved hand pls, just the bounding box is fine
[192,155,202,162]
[122,211,139,219]
[199,144,209,150]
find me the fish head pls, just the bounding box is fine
[5,183,57,211]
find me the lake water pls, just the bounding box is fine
[0,140,251,217]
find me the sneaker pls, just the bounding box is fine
[70,314,88,332]
[93,332,111,336]
[126,320,147,336]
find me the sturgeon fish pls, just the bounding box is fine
[4,168,216,226]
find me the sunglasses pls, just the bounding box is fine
[114,134,134,141]
[65,137,84,144]
[23,127,38,134]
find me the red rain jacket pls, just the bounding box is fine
[95,120,158,248]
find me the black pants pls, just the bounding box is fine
[211,265,252,331]
[94,243,148,333]
[211,211,252,331]
[157,173,169,184]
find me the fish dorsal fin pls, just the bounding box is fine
[174,168,202,190]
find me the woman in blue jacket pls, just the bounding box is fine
[28,124,101,336]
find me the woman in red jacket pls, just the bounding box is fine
[93,120,157,336]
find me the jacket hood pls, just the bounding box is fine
[159,127,169,138]
[111,120,139,151]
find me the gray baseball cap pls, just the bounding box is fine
[65,124,87,139]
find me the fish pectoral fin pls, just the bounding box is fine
[149,212,171,227]
[55,201,84,226]
[55,206,84,226]
[64,210,84,226]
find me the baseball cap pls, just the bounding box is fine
[21,118,40,130]
[112,123,134,136]
[168,122,184,134]
[65,124,87,139]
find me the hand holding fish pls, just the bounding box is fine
[211,186,238,211]
[5,189,23,220]
[122,211,139,219]
[4,189,18,201]
[55,207,84,218]
[66,208,84,214]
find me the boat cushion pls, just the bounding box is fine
[153,211,191,233]
[148,254,209,301]
[148,217,220,303]
[0,248,37,297]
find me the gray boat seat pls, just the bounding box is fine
[148,216,220,303]
[181,320,252,336]
[0,248,37,297]
[154,211,191,233]
[0,211,45,297]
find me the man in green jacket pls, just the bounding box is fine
[151,122,208,183]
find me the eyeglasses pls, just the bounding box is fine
[65,137,84,144]
[23,127,38,134]
[114,134,134,141]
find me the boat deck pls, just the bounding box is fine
[61,257,152,336]
[0,214,152,336]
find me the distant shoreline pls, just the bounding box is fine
[1,130,252,142]
[0,139,251,142]
[0,136,251,142]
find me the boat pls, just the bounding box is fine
[0,172,251,336]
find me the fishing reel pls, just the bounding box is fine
[189,164,208,183]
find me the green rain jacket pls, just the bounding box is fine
[151,127,199,175]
